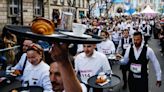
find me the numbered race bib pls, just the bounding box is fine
[102,49,111,55]
[80,70,93,84]
[123,44,130,49]
[130,63,142,73]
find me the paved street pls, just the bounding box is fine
[104,37,164,92]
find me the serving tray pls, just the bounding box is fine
[4,25,103,44]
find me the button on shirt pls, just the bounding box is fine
[121,43,162,81]
[75,50,112,84]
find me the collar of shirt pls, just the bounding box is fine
[124,37,130,43]
[132,42,144,60]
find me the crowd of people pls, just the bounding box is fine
[1,14,164,92]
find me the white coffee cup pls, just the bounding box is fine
[72,23,87,36]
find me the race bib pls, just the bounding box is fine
[123,44,130,49]
[102,49,111,55]
[80,70,93,84]
[130,63,142,73]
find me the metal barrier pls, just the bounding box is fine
[0,45,20,67]
[0,45,20,52]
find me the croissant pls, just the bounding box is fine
[13,70,22,75]
[96,77,107,83]
[31,17,55,35]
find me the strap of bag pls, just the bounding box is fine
[22,56,27,75]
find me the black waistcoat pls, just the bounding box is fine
[129,45,149,78]
[121,38,132,55]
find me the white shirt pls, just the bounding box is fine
[141,25,151,36]
[112,31,121,42]
[116,37,131,53]
[121,43,162,81]
[22,61,53,92]
[13,53,31,70]
[62,83,87,92]
[97,39,116,54]
[75,50,112,84]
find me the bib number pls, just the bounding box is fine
[123,44,130,49]
[130,63,142,73]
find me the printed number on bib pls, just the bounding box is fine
[123,44,130,49]
[130,63,142,73]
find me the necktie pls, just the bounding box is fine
[126,39,127,43]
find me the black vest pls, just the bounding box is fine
[129,45,149,78]
[142,26,147,33]
[121,38,132,55]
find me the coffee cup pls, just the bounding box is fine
[72,23,87,36]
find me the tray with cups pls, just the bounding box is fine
[4,17,103,44]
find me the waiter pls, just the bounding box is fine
[116,29,132,89]
[116,32,162,92]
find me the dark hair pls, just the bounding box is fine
[123,29,129,33]
[101,30,109,37]
[133,31,142,38]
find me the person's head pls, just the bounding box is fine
[100,31,109,40]
[22,39,33,52]
[26,43,43,65]
[49,62,64,91]
[133,32,143,48]
[83,44,96,57]
[122,29,129,38]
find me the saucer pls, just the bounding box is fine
[59,31,92,39]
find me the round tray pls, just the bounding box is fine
[87,74,121,89]
[4,25,103,44]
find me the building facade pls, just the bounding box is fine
[0,0,88,32]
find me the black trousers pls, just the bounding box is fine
[144,36,151,45]
[120,65,128,85]
[128,74,148,92]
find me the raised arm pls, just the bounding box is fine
[50,43,82,92]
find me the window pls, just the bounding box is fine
[8,0,19,16]
[34,0,43,17]
[79,11,84,18]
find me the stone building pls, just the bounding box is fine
[0,0,88,33]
